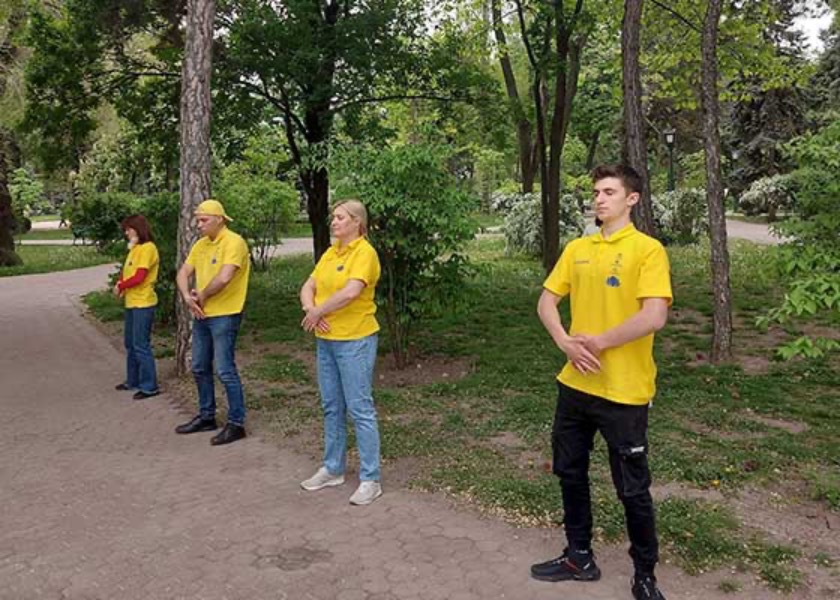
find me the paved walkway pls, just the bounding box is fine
[0,266,779,600]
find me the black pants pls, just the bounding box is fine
[552,383,659,575]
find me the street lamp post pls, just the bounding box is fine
[664,128,676,192]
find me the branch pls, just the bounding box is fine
[514,0,539,69]
[649,0,702,34]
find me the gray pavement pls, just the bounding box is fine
[0,265,783,600]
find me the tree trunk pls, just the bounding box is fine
[0,131,22,267]
[585,129,600,171]
[622,0,657,237]
[491,0,536,193]
[175,0,215,375]
[701,0,733,363]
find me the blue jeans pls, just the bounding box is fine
[192,314,246,426]
[123,306,158,394]
[317,335,381,481]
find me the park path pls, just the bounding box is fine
[0,266,782,600]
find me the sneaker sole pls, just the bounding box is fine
[300,477,345,492]
[349,489,383,506]
[530,568,602,583]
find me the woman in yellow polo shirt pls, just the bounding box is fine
[113,214,160,400]
[298,200,383,506]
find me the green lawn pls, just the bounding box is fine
[17,229,75,241]
[30,213,61,222]
[84,237,839,590]
[0,245,113,277]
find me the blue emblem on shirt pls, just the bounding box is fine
[606,276,621,287]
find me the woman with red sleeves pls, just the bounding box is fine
[113,214,160,400]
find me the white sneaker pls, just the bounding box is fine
[349,481,382,505]
[300,467,345,491]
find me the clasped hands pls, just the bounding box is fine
[183,289,206,320]
[561,334,606,374]
[301,305,330,334]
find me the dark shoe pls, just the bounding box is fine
[530,548,601,582]
[133,390,160,400]
[211,423,246,446]
[175,415,218,434]
[632,575,666,600]
[115,383,133,391]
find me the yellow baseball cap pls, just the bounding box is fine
[195,199,233,222]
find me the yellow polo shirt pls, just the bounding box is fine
[122,242,159,309]
[544,223,673,405]
[186,228,251,317]
[312,237,380,341]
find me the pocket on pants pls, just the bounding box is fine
[617,444,651,498]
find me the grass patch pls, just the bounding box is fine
[84,290,124,322]
[0,245,113,277]
[17,229,75,241]
[30,214,60,222]
[82,235,838,590]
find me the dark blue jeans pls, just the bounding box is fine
[192,313,246,426]
[552,383,659,576]
[123,306,158,394]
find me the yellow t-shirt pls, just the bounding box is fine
[543,223,673,405]
[312,237,380,341]
[186,228,251,317]
[122,242,159,309]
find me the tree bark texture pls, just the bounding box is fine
[701,0,733,363]
[0,131,22,267]
[491,0,536,193]
[621,0,657,237]
[175,0,215,375]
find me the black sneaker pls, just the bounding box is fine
[530,548,601,582]
[632,575,666,600]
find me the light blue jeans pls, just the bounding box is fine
[316,335,381,481]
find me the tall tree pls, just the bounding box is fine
[700,0,732,362]
[175,0,215,375]
[514,0,589,271]
[0,1,25,266]
[221,0,477,260]
[490,0,537,192]
[621,0,656,236]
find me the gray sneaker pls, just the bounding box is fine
[300,467,345,491]
[349,481,382,505]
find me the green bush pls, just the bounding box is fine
[333,143,477,367]
[758,121,840,358]
[738,174,796,220]
[652,188,709,245]
[501,193,585,256]
[67,191,141,251]
[9,168,50,216]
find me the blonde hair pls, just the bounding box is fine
[333,199,368,236]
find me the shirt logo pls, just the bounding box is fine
[606,276,621,287]
[575,260,590,265]
[337,265,344,272]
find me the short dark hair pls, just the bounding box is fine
[591,164,643,196]
[121,214,154,243]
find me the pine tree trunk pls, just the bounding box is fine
[0,130,22,267]
[175,0,215,375]
[701,0,733,363]
[622,0,657,237]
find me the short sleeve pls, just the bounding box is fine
[346,244,380,287]
[637,243,673,306]
[222,237,250,268]
[543,242,575,297]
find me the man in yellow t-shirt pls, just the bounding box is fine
[174,199,251,446]
[530,165,672,600]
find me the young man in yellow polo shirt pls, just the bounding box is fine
[531,165,672,600]
[174,199,251,446]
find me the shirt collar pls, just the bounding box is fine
[594,222,637,244]
[332,236,364,256]
[205,227,229,245]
